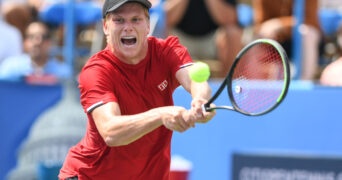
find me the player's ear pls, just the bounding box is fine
[103,19,109,36]
[146,19,150,36]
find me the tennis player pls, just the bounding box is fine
[58,0,215,179]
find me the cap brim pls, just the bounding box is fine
[106,0,151,15]
[106,0,128,14]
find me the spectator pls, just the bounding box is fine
[320,24,342,86]
[2,1,37,39]
[164,0,243,78]
[0,1,23,64]
[0,20,72,83]
[320,57,342,86]
[252,0,322,80]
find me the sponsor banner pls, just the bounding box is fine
[232,153,342,180]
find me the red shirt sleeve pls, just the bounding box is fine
[160,36,193,77]
[78,54,118,113]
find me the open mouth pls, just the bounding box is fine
[121,36,137,46]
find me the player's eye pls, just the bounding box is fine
[132,17,141,23]
[113,17,124,24]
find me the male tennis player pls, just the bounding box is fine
[58,0,215,179]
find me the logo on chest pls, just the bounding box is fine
[157,80,168,91]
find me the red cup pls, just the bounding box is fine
[170,155,192,180]
[169,170,189,180]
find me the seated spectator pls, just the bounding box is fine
[320,25,342,86]
[0,20,72,83]
[164,0,243,78]
[2,1,37,39]
[252,0,322,80]
[0,1,23,64]
[320,57,342,86]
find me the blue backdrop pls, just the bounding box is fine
[171,81,342,180]
[0,81,62,180]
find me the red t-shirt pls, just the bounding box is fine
[59,36,192,180]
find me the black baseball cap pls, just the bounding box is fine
[102,0,152,18]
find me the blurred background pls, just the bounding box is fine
[1,0,342,179]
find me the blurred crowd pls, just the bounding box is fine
[0,0,104,83]
[0,0,342,85]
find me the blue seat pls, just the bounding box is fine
[39,1,103,74]
[237,4,254,27]
[39,1,102,26]
[319,9,342,36]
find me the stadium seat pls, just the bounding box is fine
[319,9,342,36]
[39,1,102,26]
[237,4,254,28]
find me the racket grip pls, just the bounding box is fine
[202,103,212,112]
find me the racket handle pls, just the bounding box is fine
[202,104,212,112]
[202,104,235,112]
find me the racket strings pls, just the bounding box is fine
[230,43,285,114]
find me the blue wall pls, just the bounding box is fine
[172,81,342,180]
[0,81,62,180]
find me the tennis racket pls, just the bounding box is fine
[203,38,290,116]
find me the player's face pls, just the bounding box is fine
[103,3,150,64]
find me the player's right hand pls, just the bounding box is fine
[159,106,195,132]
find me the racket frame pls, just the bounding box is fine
[203,39,291,116]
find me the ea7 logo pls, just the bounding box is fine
[158,80,168,91]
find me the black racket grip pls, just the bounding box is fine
[202,103,213,112]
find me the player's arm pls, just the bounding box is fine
[176,66,215,123]
[176,66,211,100]
[91,102,193,147]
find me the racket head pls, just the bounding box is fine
[226,39,290,116]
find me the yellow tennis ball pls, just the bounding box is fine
[189,62,210,82]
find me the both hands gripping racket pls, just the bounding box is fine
[203,38,291,116]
